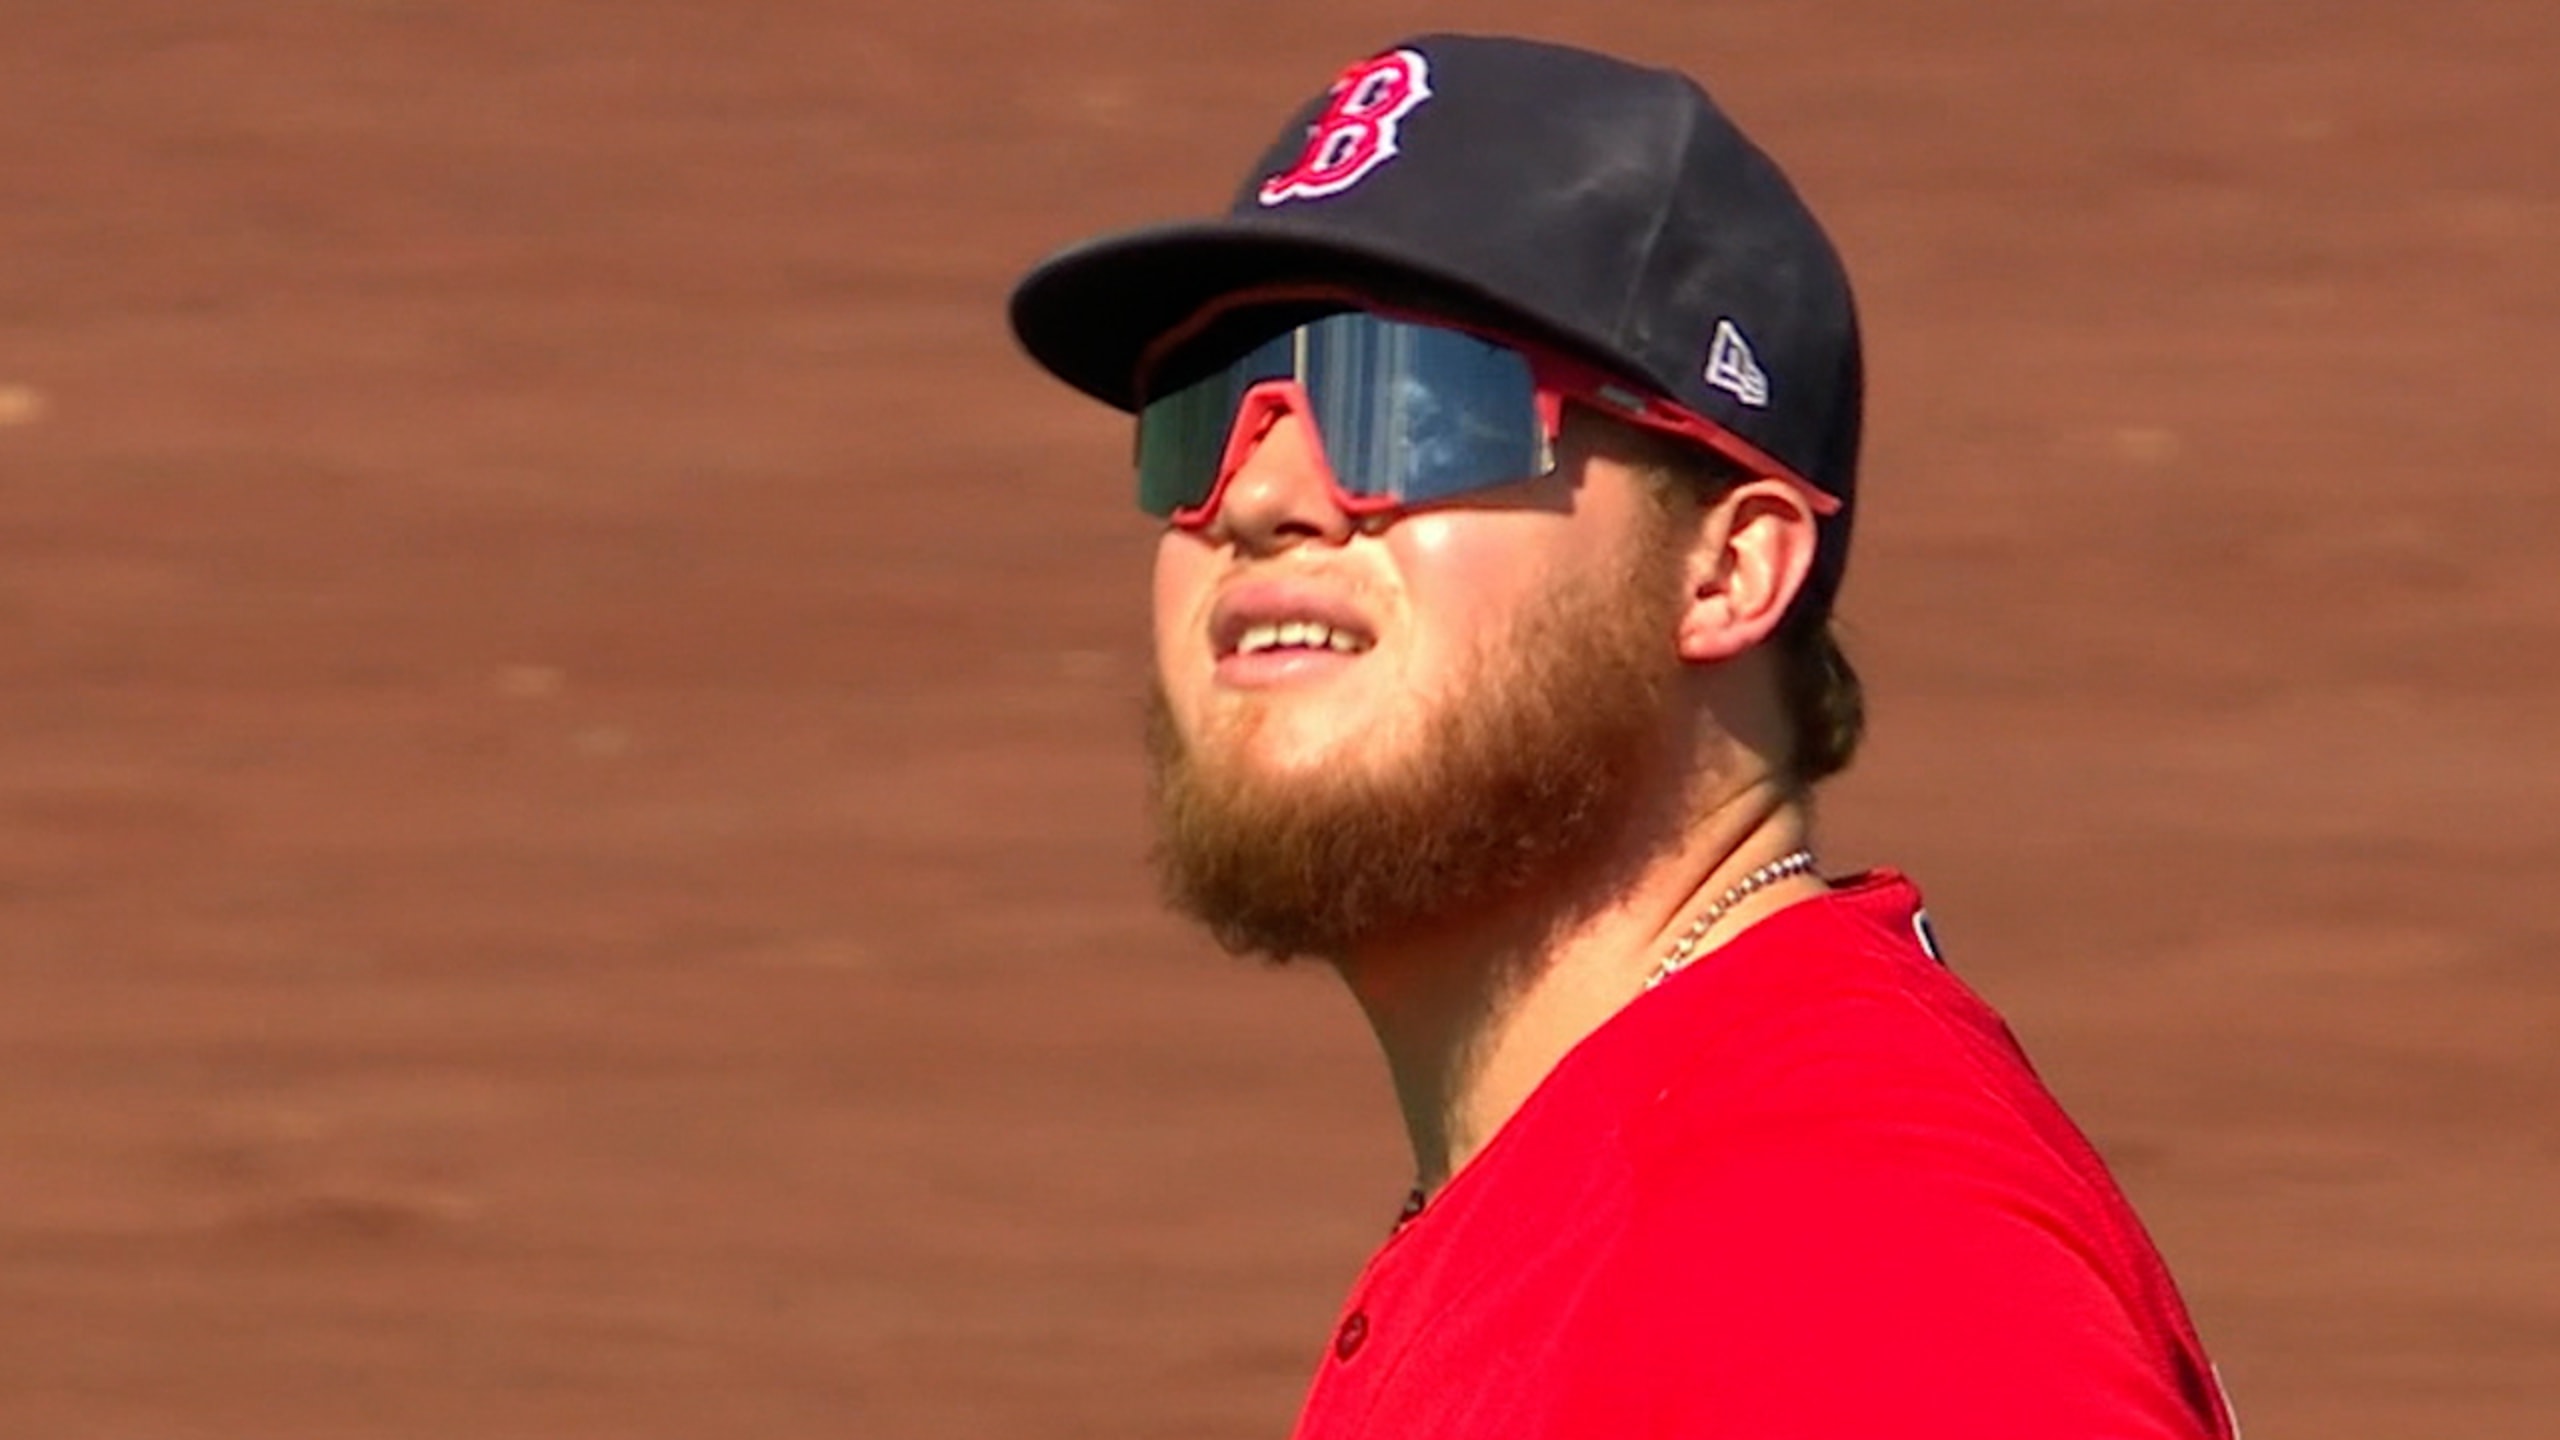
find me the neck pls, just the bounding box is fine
[1334,776,1823,1196]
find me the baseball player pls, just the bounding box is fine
[1010,34,2236,1439]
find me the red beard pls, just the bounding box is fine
[1144,522,1691,964]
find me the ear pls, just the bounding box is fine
[1674,479,1820,664]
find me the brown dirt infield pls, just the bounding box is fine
[2,2,2554,1435]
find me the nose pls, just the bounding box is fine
[1207,397,1358,552]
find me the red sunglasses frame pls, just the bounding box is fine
[1135,287,1844,531]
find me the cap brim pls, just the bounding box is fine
[1008,219,1605,414]
[1008,217,1846,522]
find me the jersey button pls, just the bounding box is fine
[1333,1310,1370,1362]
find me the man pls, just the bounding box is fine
[1009,34,2235,1439]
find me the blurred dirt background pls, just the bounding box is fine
[1,1,2554,1435]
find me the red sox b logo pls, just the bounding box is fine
[1257,50,1434,206]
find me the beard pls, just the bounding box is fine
[1143,531,1690,964]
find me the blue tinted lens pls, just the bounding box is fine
[1136,331,1293,518]
[1298,316,1546,506]
[1132,315,1548,519]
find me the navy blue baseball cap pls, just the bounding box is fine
[1009,33,1864,618]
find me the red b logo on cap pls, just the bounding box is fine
[1257,50,1434,207]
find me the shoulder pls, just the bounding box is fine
[1628,873,2059,1163]
[1556,877,2228,1438]
[1556,1142,2225,1438]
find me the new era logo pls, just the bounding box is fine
[1703,319,1770,408]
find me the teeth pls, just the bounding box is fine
[1235,620,1370,656]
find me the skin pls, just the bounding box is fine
[1151,397,1835,1194]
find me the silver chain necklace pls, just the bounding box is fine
[1643,848,1818,989]
[1402,846,1824,1224]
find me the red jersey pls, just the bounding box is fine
[1288,872,2236,1440]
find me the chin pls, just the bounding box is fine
[1232,674,1427,761]
[1208,714,1371,785]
